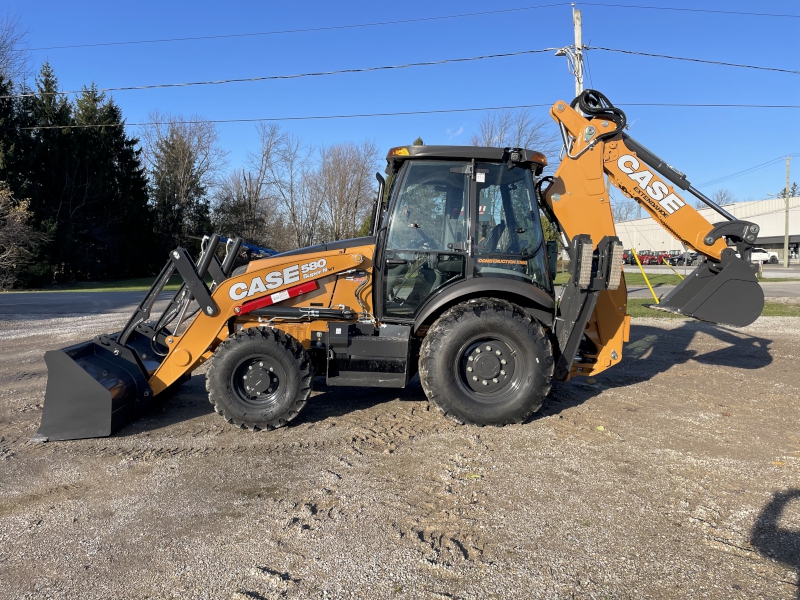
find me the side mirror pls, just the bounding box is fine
[546,240,559,280]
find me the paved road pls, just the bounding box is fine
[629,263,800,279]
[1,282,797,318]
[627,280,800,299]
[0,291,174,316]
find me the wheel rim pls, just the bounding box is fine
[456,335,522,403]
[230,355,287,408]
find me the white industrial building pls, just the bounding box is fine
[615,196,800,260]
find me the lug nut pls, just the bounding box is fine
[492,378,498,383]
[500,370,506,376]
[495,350,501,355]
[472,376,478,381]
[475,348,481,353]
[482,380,488,386]
[500,359,507,365]
[467,367,473,372]
[486,346,492,351]
[269,367,274,372]
[259,362,263,367]
[468,356,473,362]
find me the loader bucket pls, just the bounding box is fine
[652,251,764,327]
[35,234,239,442]
[35,335,154,441]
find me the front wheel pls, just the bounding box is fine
[769,256,778,264]
[206,328,312,430]
[419,298,554,425]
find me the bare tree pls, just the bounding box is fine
[710,189,735,207]
[310,140,379,241]
[212,169,274,247]
[0,13,29,82]
[256,124,318,250]
[140,112,227,249]
[610,188,640,222]
[470,109,559,159]
[0,184,46,289]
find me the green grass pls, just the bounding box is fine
[627,298,800,318]
[554,272,683,287]
[555,271,797,287]
[758,277,800,282]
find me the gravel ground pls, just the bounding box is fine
[0,311,798,599]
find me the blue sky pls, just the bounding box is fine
[6,0,799,201]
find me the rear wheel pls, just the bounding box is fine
[206,328,312,430]
[769,256,778,264]
[419,298,553,425]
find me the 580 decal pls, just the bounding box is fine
[229,258,328,301]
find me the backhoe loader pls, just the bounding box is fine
[35,90,765,441]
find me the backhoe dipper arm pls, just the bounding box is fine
[547,95,759,261]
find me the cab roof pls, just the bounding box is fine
[385,145,547,167]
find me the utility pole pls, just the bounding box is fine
[555,3,585,97]
[572,5,584,96]
[785,156,791,268]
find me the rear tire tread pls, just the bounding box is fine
[419,298,553,426]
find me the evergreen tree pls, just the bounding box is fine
[2,63,153,284]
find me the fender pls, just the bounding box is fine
[413,278,555,333]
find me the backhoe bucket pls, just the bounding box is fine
[35,334,155,441]
[652,252,764,326]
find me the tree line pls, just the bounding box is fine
[0,14,557,289]
[0,63,383,288]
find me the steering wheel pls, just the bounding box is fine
[407,224,439,250]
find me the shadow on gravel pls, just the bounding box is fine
[112,321,774,435]
[750,489,800,599]
[115,375,215,437]
[541,320,773,418]
[298,376,427,425]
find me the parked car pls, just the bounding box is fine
[750,247,779,264]
[628,249,652,265]
[669,252,699,266]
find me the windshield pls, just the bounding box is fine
[386,161,469,251]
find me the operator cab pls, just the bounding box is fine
[378,145,550,320]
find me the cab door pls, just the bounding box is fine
[471,162,552,292]
[381,160,471,319]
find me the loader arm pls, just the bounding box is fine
[148,250,367,395]
[544,90,764,380]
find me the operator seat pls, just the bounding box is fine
[485,220,506,252]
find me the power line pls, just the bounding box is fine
[23,104,556,130]
[4,44,795,101]
[697,154,800,188]
[579,3,799,19]
[20,4,570,51]
[20,103,800,131]
[0,48,558,99]
[19,3,798,53]
[621,103,800,108]
[588,46,800,75]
